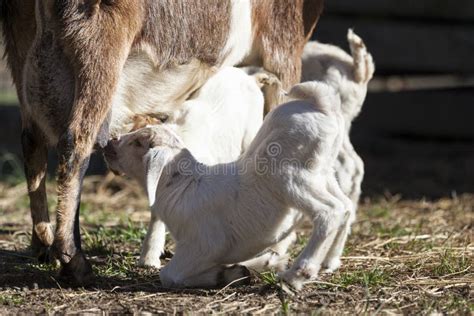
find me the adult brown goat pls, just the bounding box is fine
[1,0,323,284]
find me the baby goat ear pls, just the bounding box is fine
[134,129,160,149]
[149,132,164,149]
[144,148,173,207]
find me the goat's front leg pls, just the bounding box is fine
[21,123,54,262]
[280,187,346,290]
[48,1,142,284]
[139,214,166,269]
[53,132,92,284]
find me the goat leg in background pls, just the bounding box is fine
[250,0,324,112]
[0,0,54,261]
[21,122,54,262]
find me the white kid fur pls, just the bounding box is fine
[170,67,264,164]
[302,29,375,206]
[136,67,265,268]
[105,82,354,290]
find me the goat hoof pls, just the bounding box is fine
[218,265,251,287]
[35,246,52,264]
[59,252,94,286]
[32,240,51,264]
[31,235,54,264]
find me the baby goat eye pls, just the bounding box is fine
[133,140,142,147]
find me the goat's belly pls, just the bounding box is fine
[108,53,216,136]
[108,0,253,137]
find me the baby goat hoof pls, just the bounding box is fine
[279,264,319,291]
[59,252,94,286]
[138,258,161,269]
[218,265,251,287]
[322,258,342,274]
[278,274,304,292]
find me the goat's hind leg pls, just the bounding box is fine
[21,123,54,262]
[321,176,355,273]
[280,188,346,290]
[160,250,250,289]
[241,231,297,273]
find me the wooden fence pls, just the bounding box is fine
[315,0,474,140]
[0,1,473,196]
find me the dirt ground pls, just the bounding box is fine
[0,175,472,315]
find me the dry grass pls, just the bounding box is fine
[0,176,472,314]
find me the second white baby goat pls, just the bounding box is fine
[302,30,375,206]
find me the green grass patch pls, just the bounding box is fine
[256,270,292,315]
[332,267,391,289]
[0,152,25,185]
[94,253,138,279]
[443,295,474,314]
[258,270,279,287]
[28,262,57,273]
[0,294,24,306]
[365,206,390,219]
[0,91,18,105]
[432,249,470,277]
[83,223,146,256]
[373,223,410,238]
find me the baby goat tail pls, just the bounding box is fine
[288,81,341,114]
[347,29,375,84]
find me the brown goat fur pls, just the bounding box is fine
[1,0,323,284]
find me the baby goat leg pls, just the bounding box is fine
[280,189,346,290]
[241,231,296,272]
[160,250,250,289]
[322,176,355,273]
[139,214,167,269]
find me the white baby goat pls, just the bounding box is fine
[239,32,375,273]
[104,82,353,290]
[302,30,375,206]
[128,67,265,268]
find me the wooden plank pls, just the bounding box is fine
[314,17,474,74]
[325,0,474,21]
[352,89,474,139]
